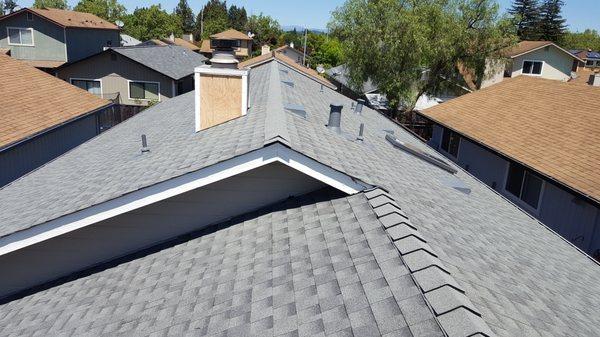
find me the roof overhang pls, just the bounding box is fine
[0,142,370,256]
[510,42,584,63]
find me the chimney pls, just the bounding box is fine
[169,32,175,42]
[261,45,271,55]
[182,33,194,42]
[194,39,248,131]
[327,104,343,133]
[290,42,295,49]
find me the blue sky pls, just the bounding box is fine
[19,0,600,32]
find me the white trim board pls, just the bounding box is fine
[0,143,369,256]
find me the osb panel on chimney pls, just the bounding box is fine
[200,74,242,130]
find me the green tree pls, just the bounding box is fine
[329,0,515,117]
[538,0,566,43]
[245,13,281,54]
[174,0,195,33]
[123,5,182,41]
[561,29,600,51]
[2,0,18,14]
[33,0,68,10]
[277,29,303,49]
[228,5,247,32]
[508,0,541,40]
[309,36,344,69]
[74,0,126,22]
[195,0,228,39]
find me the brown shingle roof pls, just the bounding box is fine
[199,39,211,53]
[170,38,200,51]
[0,54,110,150]
[239,50,336,89]
[211,29,252,40]
[501,41,582,62]
[419,76,600,203]
[570,68,600,84]
[8,8,119,30]
[21,59,65,69]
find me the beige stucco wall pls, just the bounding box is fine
[511,45,574,81]
[56,51,175,106]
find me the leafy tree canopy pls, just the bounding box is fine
[561,29,600,52]
[33,0,68,10]
[538,0,566,43]
[123,5,182,41]
[74,0,126,23]
[196,0,228,39]
[245,13,281,53]
[309,36,343,69]
[329,0,516,115]
[174,0,195,33]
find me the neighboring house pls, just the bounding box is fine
[482,41,583,88]
[0,54,114,187]
[200,28,252,59]
[327,64,469,111]
[418,76,600,257]
[1,44,600,337]
[141,34,200,52]
[55,45,207,106]
[571,49,600,69]
[0,8,120,70]
[120,33,141,47]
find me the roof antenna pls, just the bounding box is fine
[357,123,365,142]
[141,134,150,153]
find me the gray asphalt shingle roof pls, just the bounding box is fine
[0,189,443,337]
[326,64,378,94]
[0,58,599,337]
[112,45,207,80]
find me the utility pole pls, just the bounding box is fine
[302,27,308,67]
[200,10,204,38]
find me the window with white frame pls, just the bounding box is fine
[71,79,101,96]
[7,27,34,46]
[522,60,543,75]
[440,128,460,158]
[129,81,159,101]
[505,162,543,209]
[27,12,34,21]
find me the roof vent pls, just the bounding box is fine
[385,134,457,174]
[141,134,150,153]
[590,73,600,87]
[327,103,343,132]
[357,123,365,142]
[355,99,365,114]
[209,39,240,69]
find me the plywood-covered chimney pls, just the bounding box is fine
[194,40,249,131]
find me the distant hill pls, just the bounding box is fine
[282,25,327,34]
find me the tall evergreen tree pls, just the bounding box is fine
[195,0,228,39]
[174,0,195,33]
[3,0,17,14]
[538,0,566,42]
[508,0,541,40]
[228,5,247,31]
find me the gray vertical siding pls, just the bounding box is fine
[65,28,119,62]
[0,12,65,61]
[0,162,326,297]
[429,123,600,257]
[0,110,104,187]
[56,51,175,106]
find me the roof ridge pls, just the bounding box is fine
[364,187,496,337]
[263,60,291,146]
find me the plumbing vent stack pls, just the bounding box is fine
[141,134,150,153]
[357,123,364,142]
[327,103,343,133]
[355,99,365,114]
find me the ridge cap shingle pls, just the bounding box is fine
[263,61,291,145]
[364,187,496,337]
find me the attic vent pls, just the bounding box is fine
[385,134,457,174]
[284,103,307,118]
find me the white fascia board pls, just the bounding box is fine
[0,143,368,256]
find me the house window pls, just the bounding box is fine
[522,60,543,75]
[7,27,34,46]
[129,81,159,101]
[27,12,34,21]
[441,128,460,157]
[71,79,101,96]
[505,162,543,209]
[586,60,594,67]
